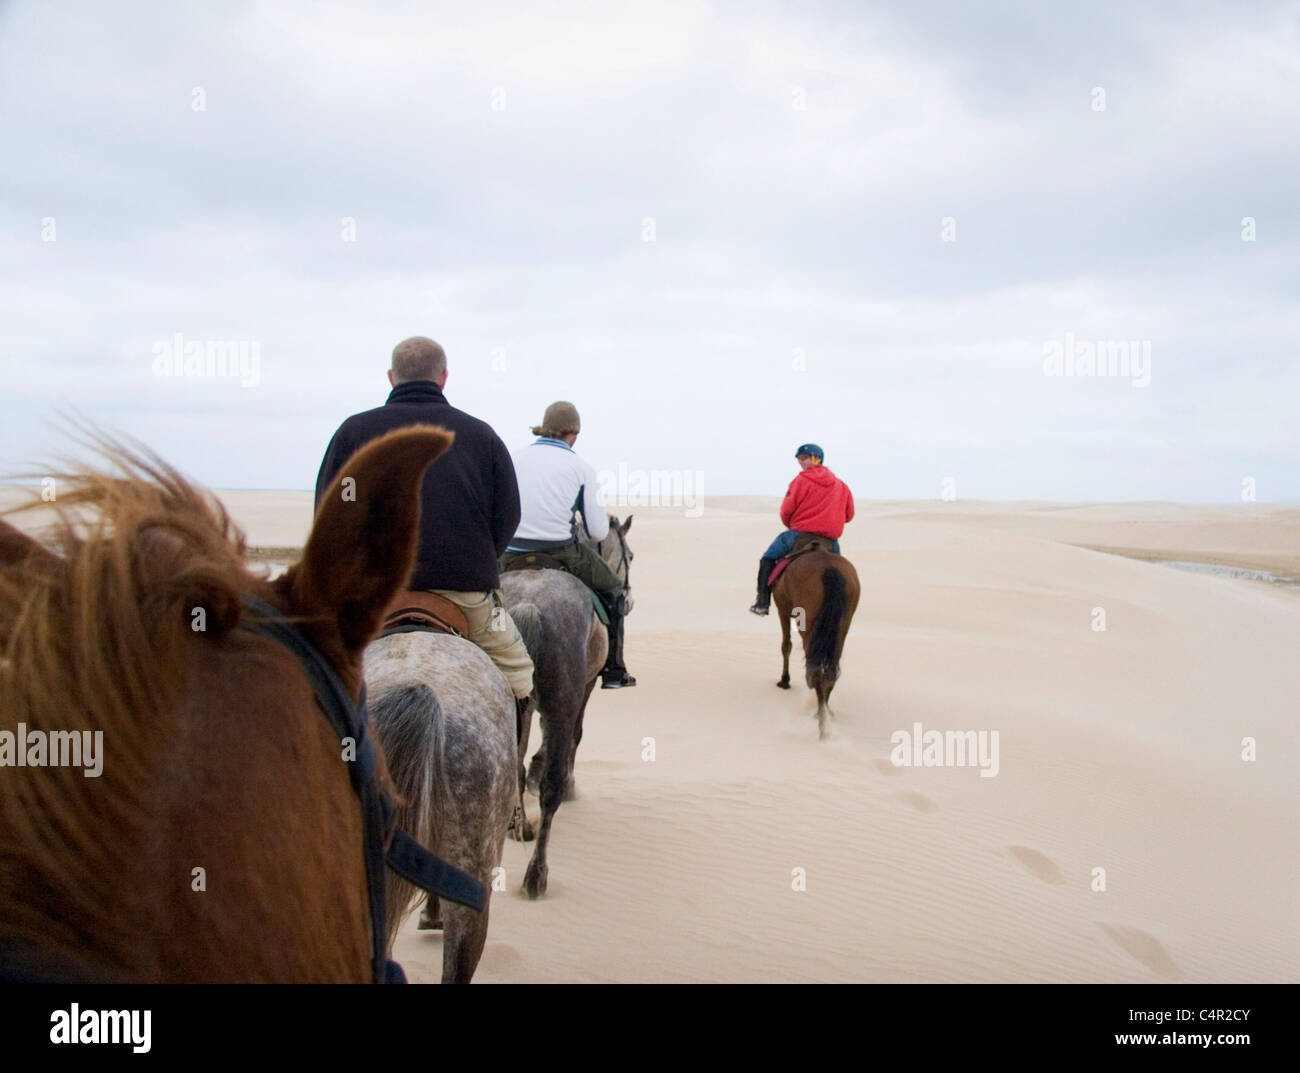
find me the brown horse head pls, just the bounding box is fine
[0,425,452,981]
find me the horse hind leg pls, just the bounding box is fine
[514,742,544,837]
[509,699,537,842]
[443,770,513,980]
[776,596,793,689]
[508,802,535,843]
[813,673,835,740]
[418,895,443,930]
[563,679,598,802]
[524,744,545,795]
[509,739,536,841]
[523,721,572,899]
[441,900,490,984]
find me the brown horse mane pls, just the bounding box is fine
[0,433,270,975]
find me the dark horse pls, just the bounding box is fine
[499,515,633,898]
[771,537,860,740]
[0,425,453,981]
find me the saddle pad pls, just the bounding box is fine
[767,557,793,588]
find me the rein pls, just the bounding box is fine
[238,594,485,984]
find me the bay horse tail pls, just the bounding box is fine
[806,567,847,691]
[369,682,449,947]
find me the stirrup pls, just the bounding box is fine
[601,668,636,689]
[749,603,770,616]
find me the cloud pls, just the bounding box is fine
[0,0,1296,502]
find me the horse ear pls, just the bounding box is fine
[622,515,633,533]
[285,425,453,654]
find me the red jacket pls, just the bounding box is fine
[780,465,855,538]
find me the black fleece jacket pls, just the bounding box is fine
[314,380,520,592]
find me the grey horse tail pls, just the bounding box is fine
[369,682,449,943]
[511,602,545,669]
[806,568,847,689]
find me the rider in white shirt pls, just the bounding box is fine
[502,401,636,689]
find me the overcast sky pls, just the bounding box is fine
[1,0,1297,502]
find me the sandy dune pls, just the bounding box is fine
[9,487,1296,981]
[390,497,1297,983]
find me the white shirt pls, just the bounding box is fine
[509,438,609,548]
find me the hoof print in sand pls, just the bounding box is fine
[1099,923,1182,980]
[1008,845,1064,885]
[896,790,938,812]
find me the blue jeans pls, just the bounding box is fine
[763,530,840,559]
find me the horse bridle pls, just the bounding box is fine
[239,594,485,984]
[605,522,632,590]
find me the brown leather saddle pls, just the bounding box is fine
[767,535,837,588]
[380,590,470,639]
[789,534,835,556]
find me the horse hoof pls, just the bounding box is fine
[777,680,790,689]
[522,866,548,900]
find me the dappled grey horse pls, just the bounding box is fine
[501,514,633,899]
[364,632,517,983]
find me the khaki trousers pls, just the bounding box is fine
[427,589,535,699]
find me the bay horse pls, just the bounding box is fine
[499,514,633,899]
[0,424,460,982]
[363,626,517,983]
[771,537,860,740]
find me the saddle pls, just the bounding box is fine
[380,590,470,639]
[502,553,610,626]
[502,552,565,573]
[767,535,836,589]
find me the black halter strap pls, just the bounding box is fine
[238,594,485,984]
[611,523,631,587]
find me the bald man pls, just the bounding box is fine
[315,336,535,707]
